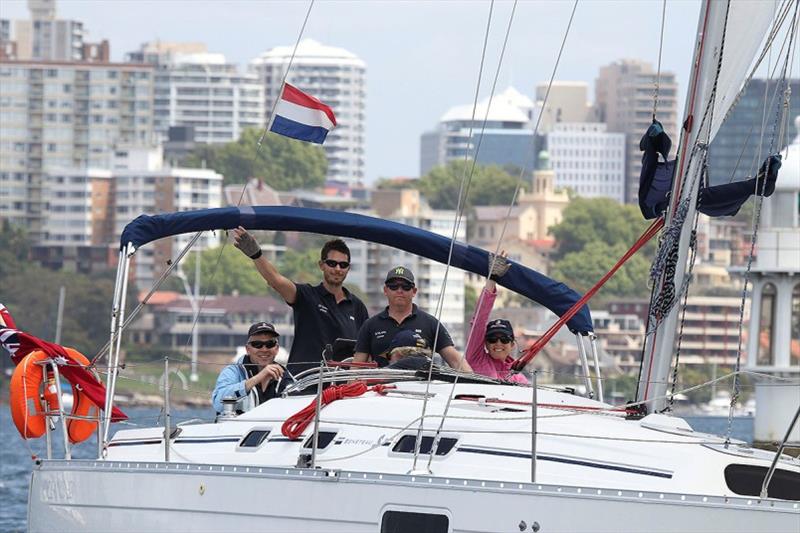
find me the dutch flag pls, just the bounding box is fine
[269,83,337,144]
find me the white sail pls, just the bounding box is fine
[638,0,782,413]
[708,0,777,141]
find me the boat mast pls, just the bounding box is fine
[637,0,726,413]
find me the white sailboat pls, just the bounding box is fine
[13,1,800,531]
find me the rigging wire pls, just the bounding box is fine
[425,0,522,470]
[412,0,496,473]
[726,0,800,446]
[653,0,667,119]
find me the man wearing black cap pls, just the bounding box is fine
[353,266,472,371]
[232,227,369,375]
[211,322,291,413]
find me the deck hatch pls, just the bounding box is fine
[302,431,338,450]
[240,430,271,448]
[392,435,458,456]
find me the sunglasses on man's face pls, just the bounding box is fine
[248,339,278,349]
[323,259,350,269]
[386,282,414,292]
[486,335,513,344]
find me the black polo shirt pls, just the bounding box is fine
[355,304,454,358]
[288,282,368,374]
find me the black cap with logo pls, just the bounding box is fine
[385,266,415,285]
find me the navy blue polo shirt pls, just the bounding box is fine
[288,283,368,375]
[355,304,454,358]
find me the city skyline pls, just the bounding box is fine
[1,0,704,182]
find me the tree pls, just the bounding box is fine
[0,265,126,356]
[181,245,267,296]
[547,197,656,301]
[417,161,525,210]
[549,197,654,261]
[182,128,328,190]
[277,248,321,285]
[549,242,653,300]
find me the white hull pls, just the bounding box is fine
[29,460,799,533]
[27,380,800,532]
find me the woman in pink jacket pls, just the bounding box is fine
[465,253,529,384]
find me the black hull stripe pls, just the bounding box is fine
[175,438,241,444]
[457,447,672,479]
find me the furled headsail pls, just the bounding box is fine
[120,206,593,333]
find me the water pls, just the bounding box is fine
[0,407,754,532]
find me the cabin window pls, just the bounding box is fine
[757,283,777,365]
[792,284,800,366]
[239,430,270,448]
[724,464,800,501]
[380,511,449,533]
[302,431,338,450]
[392,435,458,456]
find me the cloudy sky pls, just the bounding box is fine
[2,0,704,181]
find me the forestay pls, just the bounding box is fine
[119,205,593,333]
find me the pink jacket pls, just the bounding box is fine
[465,287,529,384]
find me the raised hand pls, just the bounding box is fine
[233,226,262,259]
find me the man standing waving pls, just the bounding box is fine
[233,227,369,375]
[353,266,471,372]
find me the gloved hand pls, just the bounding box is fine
[233,227,262,259]
[488,252,510,280]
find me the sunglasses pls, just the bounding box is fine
[486,335,513,344]
[323,259,350,269]
[248,339,278,349]
[386,282,414,292]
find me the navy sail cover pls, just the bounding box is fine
[120,206,593,333]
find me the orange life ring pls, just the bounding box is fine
[9,349,101,444]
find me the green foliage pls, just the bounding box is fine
[550,242,652,299]
[182,245,267,296]
[375,177,417,190]
[182,128,328,190]
[548,198,655,301]
[278,248,320,285]
[418,161,524,210]
[549,197,653,261]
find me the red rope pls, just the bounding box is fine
[281,381,394,440]
[513,217,665,370]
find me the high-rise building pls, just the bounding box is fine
[548,123,626,202]
[534,81,591,133]
[12,0,84,61]
[0,60,155,238]
[595,59,678,204]
[126,42,264,145]
[346,189,466,346]
[708,79,800,185]
[420,87,541,175]
[250,39,366,184]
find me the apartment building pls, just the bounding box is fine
[548,122,626,202]
[534,81,592,133]
[251,39,366,184]
[126,42,264,145]
[595,59,678,204]
[0,60,155,238]
[420,87,540,175]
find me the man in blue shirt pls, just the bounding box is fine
[211,322,291,413]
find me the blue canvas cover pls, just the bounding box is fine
[120,206,593,333]
[638,120,782,219]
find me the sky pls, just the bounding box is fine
[1,0,704,182]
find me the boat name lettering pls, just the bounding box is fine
[41,476,75,503]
